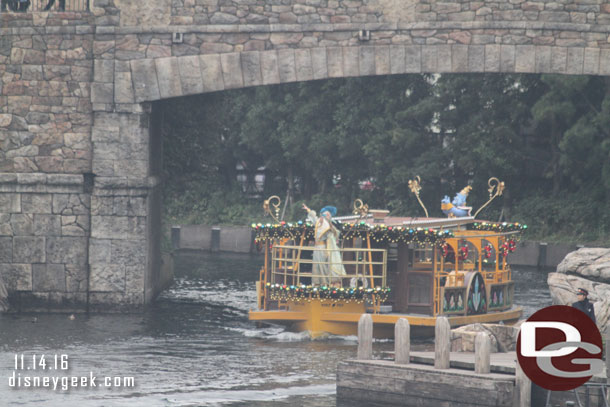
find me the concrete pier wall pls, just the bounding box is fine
[508,240,583,269]
[172,225,254,253]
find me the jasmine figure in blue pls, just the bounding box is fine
[302,204,346,286]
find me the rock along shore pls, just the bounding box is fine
[547,248,610,332]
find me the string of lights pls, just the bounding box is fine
[253,221,454,246]
[468,222,527,232]
[266,282,391,304]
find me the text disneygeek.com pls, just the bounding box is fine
[8,354,135,391]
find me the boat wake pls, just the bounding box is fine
[227,326,363,343]
[159,383,336,406]
[159,278,257,313]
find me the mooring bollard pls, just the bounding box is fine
[395,318,410,365]
[475,332,491,374]
[514,359,531,407]
[358,313,373,360]
[434,316,451,369]
[211,227,221,252]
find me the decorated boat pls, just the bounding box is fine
[248,178,525,338]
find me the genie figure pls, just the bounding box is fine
[441,186,473,217]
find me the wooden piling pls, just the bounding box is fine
[434,316,451,369]
[514,359,531,407]
[475,332,491,374]
[395,318,410,365]
[358,313,373,360]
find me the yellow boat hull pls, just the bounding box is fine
[249,300,523,339]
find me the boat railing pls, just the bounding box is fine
[269,244,387,288]
[436,267,511,285]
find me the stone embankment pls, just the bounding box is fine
[548,247,610,331]
[451,323,520,353]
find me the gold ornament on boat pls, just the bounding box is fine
[353,199,369,219]
[408,176,429,218]
[474,177,505,219]
[263,195,281,223]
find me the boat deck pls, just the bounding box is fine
[249,307,523,327]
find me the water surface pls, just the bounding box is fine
[0,253,551,406]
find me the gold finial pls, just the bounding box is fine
[474,177,505,218]
[489,178,505,197]
[408,176,429,218]
[408,176,421,195]
[263,195,281,223]
[353,199,369,218]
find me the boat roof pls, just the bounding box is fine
[252,211,526,243]
[336,214,477,229]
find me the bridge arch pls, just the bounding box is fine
[126,43,608,104]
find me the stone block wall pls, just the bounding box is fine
[119,29,609,60]
[168,0,610,26]
[0,12,94,175]
[0,0,163,311]
[0,10,94,310]
[0,174,89,310]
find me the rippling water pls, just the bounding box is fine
[0,253,552,406]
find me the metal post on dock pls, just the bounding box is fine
[357,314,373,360]
[515,359,532,407]
[395,318,410,365]
[434,316,451,369]
[474,332,491,374]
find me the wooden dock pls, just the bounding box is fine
[337,315,610,407]
[337,357,515,407]
[337,351,608,407]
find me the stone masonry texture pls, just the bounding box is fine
[1,0,609,310]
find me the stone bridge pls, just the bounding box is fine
[1,0,609,310]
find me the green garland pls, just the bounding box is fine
[252,221,453,246]
[266,283,391,304]
[468,222,527,233]
[253,221,315,242]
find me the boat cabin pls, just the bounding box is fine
[250,210,525,337]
